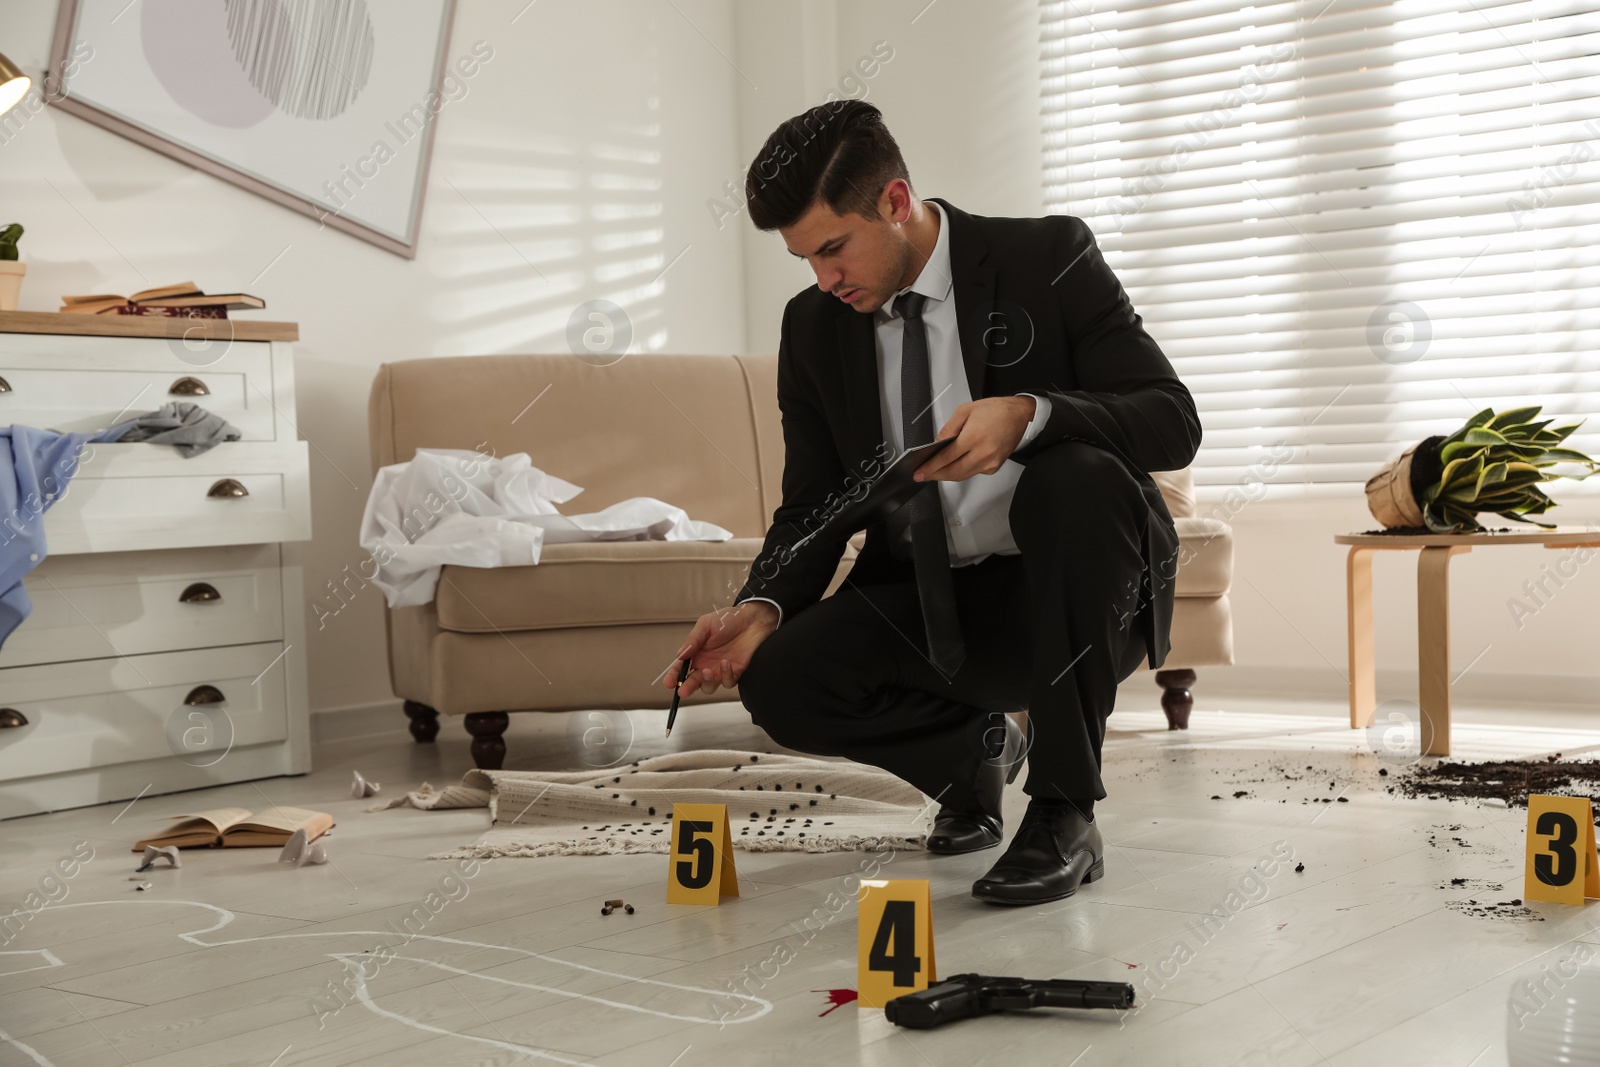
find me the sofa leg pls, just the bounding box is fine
[1155,669,1196,731]
[464,711,509,770]
[403,701,440,743]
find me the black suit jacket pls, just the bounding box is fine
[733,197,1202,669]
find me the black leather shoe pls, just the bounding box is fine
[925,810,1003,854]
[970,799,1104,905]
[926,713,1029,855]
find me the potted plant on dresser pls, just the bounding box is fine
[0,223,22,310]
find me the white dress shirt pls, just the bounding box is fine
[744,200,1051,627]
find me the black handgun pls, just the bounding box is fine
[883,972,1135,1029]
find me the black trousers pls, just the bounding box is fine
[738,441,1155,812]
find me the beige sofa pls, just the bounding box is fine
[367,354,1233,768]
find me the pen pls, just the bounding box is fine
[664,655,692,737]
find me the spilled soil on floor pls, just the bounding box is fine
[1396,756,1600,811]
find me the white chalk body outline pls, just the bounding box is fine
[3,900,772,1065]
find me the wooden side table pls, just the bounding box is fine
[1336,528,1600,757]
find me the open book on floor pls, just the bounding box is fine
[131,806,334,851]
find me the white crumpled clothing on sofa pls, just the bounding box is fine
[359,448,733,608]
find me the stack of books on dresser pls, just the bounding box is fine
[59,281,266,319]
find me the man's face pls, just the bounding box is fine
[780,182,916,315]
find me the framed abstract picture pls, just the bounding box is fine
[46,0,460,258]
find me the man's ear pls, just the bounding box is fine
[879,177,913,223]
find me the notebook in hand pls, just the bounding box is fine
[794,436,956,551]
[132,806,334,850]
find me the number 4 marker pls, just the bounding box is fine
[1523,794,1600,906]
[857,879,936,1008]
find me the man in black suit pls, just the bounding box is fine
[664,101,1200,906]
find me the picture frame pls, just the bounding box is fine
[45,0,459,259]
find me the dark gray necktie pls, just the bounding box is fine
[893,290,965,677]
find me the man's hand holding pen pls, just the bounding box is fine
[664,599,780,702]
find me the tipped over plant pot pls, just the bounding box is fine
[1365,407,1600,534]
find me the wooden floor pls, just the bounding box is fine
[3,695,1598,1066]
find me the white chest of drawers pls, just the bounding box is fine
[0,312,313,819]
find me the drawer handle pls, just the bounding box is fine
[184,685,226,706]
[169,376,210,396]
[207,478,249,498]
[0,708,26,728]
[0,376,10,394]
[179,582,222,604]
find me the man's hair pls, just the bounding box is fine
[744,100,911,232]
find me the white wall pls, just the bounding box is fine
[3,0,1594,728]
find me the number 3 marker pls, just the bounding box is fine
[1523,794,1600,906]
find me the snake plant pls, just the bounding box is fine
[0,224,19,261]
[1418,407,1600,533]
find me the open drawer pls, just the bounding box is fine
[42,441,311,553]
[0,333,281,441]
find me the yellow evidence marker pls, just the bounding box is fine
[666,803,739,906]
[1523,794,1600,906]
[857,878,936,1008]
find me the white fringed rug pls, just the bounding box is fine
[371,748,937,858]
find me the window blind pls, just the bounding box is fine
[1040,0,1600,489]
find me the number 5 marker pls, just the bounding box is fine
[666,803,740,906]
